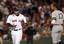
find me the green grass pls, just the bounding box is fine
[3,37,52,44]
[3,36,64,44]
[3,32,64,44]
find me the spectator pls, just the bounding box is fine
[0,2,9,15]
[5,0,15,14]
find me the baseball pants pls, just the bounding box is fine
[51,25,63,43]
[11,30,22,44]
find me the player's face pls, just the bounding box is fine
[14,11,19,16]
[15,13,19,16]
[50,4,54,11]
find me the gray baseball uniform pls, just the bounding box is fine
[51,10,64,43]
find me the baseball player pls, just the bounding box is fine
[6,10,27,44]
[50,3,64,44]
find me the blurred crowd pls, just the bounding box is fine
[0,0,64,40]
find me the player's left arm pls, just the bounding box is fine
[22,15,28,30]
[59,12,64,34]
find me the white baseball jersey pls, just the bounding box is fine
[51,10,64,24]
[6,14,27,30]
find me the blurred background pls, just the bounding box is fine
[0,0,64,44]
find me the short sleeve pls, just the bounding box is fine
[51,12,56,24]
[22,15,27,23]
[51,13,56,20]
[6,15,13,25]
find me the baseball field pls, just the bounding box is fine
[3,35,64,44]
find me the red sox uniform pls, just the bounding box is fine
[6,13,27,44]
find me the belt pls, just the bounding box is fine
[13,29,21,31]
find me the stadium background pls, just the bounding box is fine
[0,0,64,44]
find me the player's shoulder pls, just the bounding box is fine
[57,10,63,13]
[52,10,56,15]
[8,14,13,16]
[19,14,23,16]
[55,10,63,14]
[7,14,15,18]
[52,10,63,14]
[57,10,64,16]
[19,13,25,17]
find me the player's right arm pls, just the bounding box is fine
[51,13,56,24]
[6,15,16,27]
[21,15,27,30]
[50,13,56,29]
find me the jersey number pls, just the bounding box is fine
[59,13,63,19]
